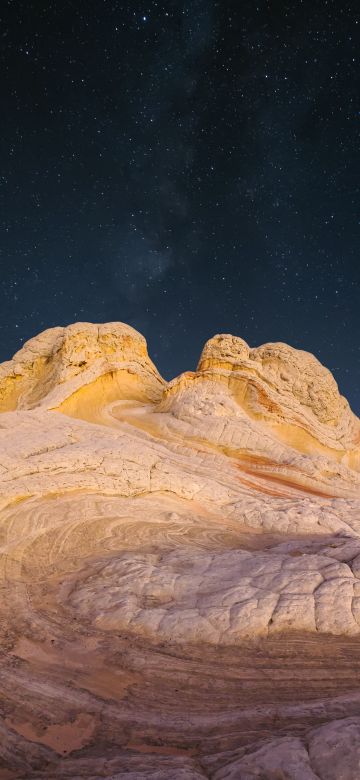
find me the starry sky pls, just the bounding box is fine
[0,1,359,411]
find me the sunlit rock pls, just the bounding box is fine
[0,322,359,778]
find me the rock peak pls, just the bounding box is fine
[0,321,164,411]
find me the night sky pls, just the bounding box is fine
[1,2,359,412]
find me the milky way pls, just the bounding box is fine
[0,1,358,410]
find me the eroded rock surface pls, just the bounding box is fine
[0,322,359,779]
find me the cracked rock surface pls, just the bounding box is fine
[0,322,359,778]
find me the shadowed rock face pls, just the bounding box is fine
[0,323,359,779]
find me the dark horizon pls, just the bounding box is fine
[0,2,359,413]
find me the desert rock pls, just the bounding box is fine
[0,322,359,778]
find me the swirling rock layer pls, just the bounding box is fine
[0,323,359,779]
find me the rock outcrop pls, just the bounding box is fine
[0,322,359,779]
[0,321,164,413]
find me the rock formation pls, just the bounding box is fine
[0,322,359,778]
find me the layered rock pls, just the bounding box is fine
[157,334,360,493]
[0,322,359,779]
[0,321,164,413]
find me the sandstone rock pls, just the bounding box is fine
[0,322,359,778]
[0,321,164,412]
